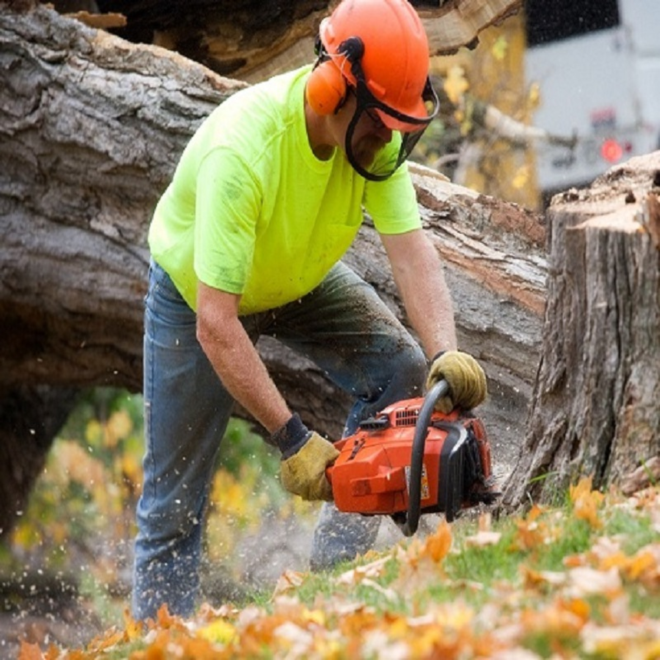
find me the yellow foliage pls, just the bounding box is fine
[527,80,541,111]
[105,409,133,449]
[443,65,469,105]
[211,469,251,520]
[512,164,530,190]
[197,619,237,645]
[490,34,509,61]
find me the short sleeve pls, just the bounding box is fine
[194,148,263,294]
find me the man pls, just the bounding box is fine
[132,0,487,620]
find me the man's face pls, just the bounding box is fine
[350,105,394,169]
[336,90,394,170]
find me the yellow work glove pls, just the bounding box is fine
[426,350,487,414]
[280,432,340,501]
[272,414,339,501]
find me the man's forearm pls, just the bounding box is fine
[196,284,292,434]
[382,229,458,358]
[406,264,457,358]
[199,317,292,433]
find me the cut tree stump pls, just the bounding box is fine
[502,152,660,508]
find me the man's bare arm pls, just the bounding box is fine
[380,228,457,358]
[196,282,291,434]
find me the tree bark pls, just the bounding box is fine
[502,152,660,508]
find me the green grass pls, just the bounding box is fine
[11,476,660,659]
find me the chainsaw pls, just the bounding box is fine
[326,379,499,536]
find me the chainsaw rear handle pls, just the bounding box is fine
[396,378,450,537]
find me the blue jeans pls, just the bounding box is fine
[132,260,426,620]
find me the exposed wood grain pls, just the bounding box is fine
[81,0,522,81]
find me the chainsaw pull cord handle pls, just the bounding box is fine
[398,378,450,537]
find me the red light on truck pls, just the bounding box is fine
[601,138,624,163]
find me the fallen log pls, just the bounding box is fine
[86,0,522,82]
[0,4,542,538]
[0,4,545,406]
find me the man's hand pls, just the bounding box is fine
[272,414,339,501]
[426,350,487,413]
[280,433,339,501]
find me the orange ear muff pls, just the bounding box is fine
[305,59,347,115]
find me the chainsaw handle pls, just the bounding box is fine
[397,378,450,537]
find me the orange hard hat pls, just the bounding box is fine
[318,0,431,131]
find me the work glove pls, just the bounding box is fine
[426,350,487,414]
[272,414,339,501]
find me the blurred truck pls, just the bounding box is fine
[524,0,660,198]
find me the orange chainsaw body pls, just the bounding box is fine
[326,396,493,520]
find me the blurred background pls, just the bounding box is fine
[424,0,660,209]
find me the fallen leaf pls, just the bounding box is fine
[570,476,604,528]
[336,555,391,585]
[521,566,566,591]
[197,619,237,645]
[421,519,452,563]
[272,569,305,597]
[568,567,622,596]
[465,530,502,547]
[18,642,43,660]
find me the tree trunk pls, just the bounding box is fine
[0,3,539,537]
[502,152,660,508]
[0,3,545,400]
[0,386,78,540]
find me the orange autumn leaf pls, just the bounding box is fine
[272,569,306,597]
[519,598,587,638]
[570,476,595,502]
[86,627,125,653]
[123,609,145,641]
[512,517,547,552]
[44,647,60,660]
[510,503,559,552]
[521,565,566,591]
[623,545,660,587]
[422,519,452,564]
[18,642,43,660]
[570,476,605,528]
[155,603,188,630]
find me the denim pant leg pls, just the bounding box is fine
[132,262,235,620]
[268,262,428,570]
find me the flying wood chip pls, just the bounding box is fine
[65,11,127,30]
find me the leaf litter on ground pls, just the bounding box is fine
[19,478,660,660]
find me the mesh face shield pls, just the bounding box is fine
[344,69,439,181]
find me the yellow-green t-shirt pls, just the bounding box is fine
[148,65,421,315]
